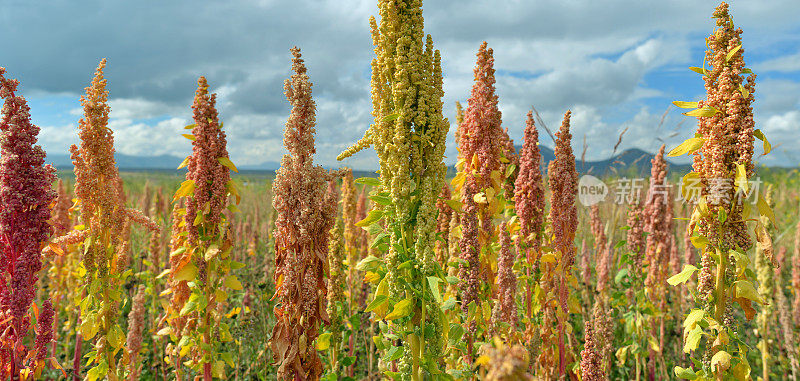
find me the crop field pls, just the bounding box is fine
[0,1,798,380]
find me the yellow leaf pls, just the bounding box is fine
[753,129,771,154]
[711,350,732,372]
[683,106,719,118]
[757,193,776,226]
[177,156,191,170]
[356,210,383,227]
[48,243,64,256]
[540,253,557,263]
[182,133,196,141]
[227,180,240,204]
[108,324,125,349]
[217,157,238,173]
[444,199,463,213]
[385,298,413,320]
[473,192,488,204]
[174,262,198,282]
[735,163,748,194]
[726,44,741,62]
[156,327,172,336]
[475,355,490,367]
[672,101,699,109]
[316,332,332,351]
[668,138,704,157]
[173,180,195,202]
[224,275,243,290]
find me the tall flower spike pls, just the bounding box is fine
[52,179,72,235]
[69,59,158,380]
[125,285,146,381]
[0,67,58,377]
[793,220,800,323]
[185,76,231,245]
[543,110,578,376]
[271,47,341,380]
[672,3,763,374]
[579,321,604,381]
[337,1,450,375]
[514,111,545,260]
[492,223,517,328]
[435,184,452,266]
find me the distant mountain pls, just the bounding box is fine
[44,147,691,175]
[47,153,184,171]
[511,145,692,177]
[47,153,283,172]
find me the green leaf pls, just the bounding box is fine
[356,210,384,227]
[354,177,381,187]
[441,297,457,311]
[668,265,699,286]
[674,366,698,380]
[180,295,200,316]
[220,352,235,368]
[672,101,699,109]
[504,163,516,178]
[217,157,238,173]
[726,44,742,62]
[448,324,464,347]
[385,298,413,320]
[365,295,388,312]
[753,129,772,154]
[382,113,400,122]
[369,195,391,206]
[614,268,629,284]
[668,138,704,157]
[384,346,404,362]
[316,332,332,351]
[356,255,382,271]
[683,106,719,118]
[426,276,442,304]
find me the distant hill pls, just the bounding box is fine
[47,153,282,172]
[44,147,691,176]
[511,145,692,177]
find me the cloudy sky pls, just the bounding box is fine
[2,0,799,170]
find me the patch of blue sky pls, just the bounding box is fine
[494,69,543,80]
[24,94,78,127]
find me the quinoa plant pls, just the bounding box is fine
[338,0,450,378]
[668,3,775,379]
